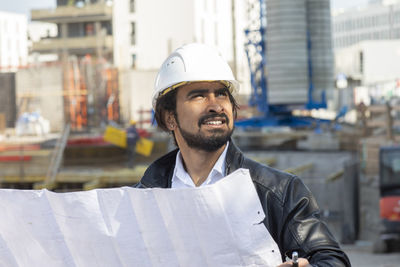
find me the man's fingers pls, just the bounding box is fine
[276,258,311,267]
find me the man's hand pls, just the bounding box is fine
[277,257,312,267]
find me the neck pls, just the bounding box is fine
[178,143,227,186]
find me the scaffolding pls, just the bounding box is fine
[63,55,120,132]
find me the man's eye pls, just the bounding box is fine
[191,94,204,99]
[216,91,228,97]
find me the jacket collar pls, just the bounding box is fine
[140,148,178,188]
[225,139,244,175]
[140,139,244,188]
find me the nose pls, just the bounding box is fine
[207,94,224,113]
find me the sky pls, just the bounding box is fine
[331,0,370,9]
[0,0,371,19]
[0,0,55,18]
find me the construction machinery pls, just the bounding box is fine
[374,146,400,252]
[238,0,335,128]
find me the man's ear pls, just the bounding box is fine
[164,111,176,131]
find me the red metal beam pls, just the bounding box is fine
[0,156,32,162]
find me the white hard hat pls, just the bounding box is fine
[152,43,239,108]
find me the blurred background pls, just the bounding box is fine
[1,0,400,264]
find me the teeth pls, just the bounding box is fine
[206,121,222,125]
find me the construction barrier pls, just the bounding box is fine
[103,126,127,148]
[136,138,154,157]
[103,126,154,156]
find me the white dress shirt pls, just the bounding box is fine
[171,142,229,188]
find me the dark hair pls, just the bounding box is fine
[154,89,178,131]
[154,86,240,132]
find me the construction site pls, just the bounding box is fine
[1,0,400,265]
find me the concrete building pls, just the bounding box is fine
[332,0,400,50]
[335,40,400,85]
[334,40,400,110]
[0,11,28,72]
[16,65,65,132]
[31,0,250,124]
[31,0,115,66]
[336,40,400,85]
[28,21,58,63]
[28,22,58,44]
[30,0,248,74]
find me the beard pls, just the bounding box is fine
[176,114,234,152]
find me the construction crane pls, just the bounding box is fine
[238,0,334,128]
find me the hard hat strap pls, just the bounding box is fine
[159,80,232,99]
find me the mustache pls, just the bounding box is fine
[198,113,230,128]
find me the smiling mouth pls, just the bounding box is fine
[198,114,229,128]
[204,119,225,125]
[202,116,228,127]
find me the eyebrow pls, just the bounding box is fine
[186,87,228,98]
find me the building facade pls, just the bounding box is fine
[332,0,400,50]
[335,40,400,86]
[0,11,28,72]
[30,0,250,126]
[31,0,115,65]
[31,0,248,75]
[28,22,58,64]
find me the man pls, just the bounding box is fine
[136,43,351,266]
[126,120,139,168]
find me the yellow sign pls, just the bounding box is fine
[136,138,154,157]
[104,126,154,156]
[104,126,127,148]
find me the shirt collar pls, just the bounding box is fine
[172,142,229,188]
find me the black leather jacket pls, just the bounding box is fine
[136,141,351,266]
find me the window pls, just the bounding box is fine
[130,0,135,13]
[57,0,69,6]
[201,19,205,43]
[101,21,112,35]
[131,22,136,45]
[75,0,85,8]
[68,22,85,37]
[380,150,400,187]
[359,51,364,74]
[394,11,400,24]
[366,17,371,28]
[132,54,136,68]
[395,28,400,38]
[57,23,62,38]
[214,22,218,46]
[85,22,95,36]
[381,14,388,26]
[345,20,351,30]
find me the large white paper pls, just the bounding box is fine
[0,168,282,267]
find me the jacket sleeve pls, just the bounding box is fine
[280,176,351,267]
